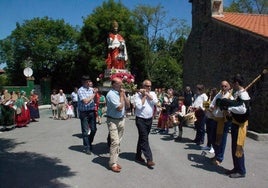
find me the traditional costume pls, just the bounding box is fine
[15,91,31,127]
[28,91,40,121]
[0,92,15,129]
[217,89,250,177]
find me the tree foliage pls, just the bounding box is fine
[132,4,189,91]
[225,0,267,14]
[0,17,78,88]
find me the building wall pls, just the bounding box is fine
[183,17,268,132]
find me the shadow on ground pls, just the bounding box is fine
[0,138,75,188]
[188,152,229,175]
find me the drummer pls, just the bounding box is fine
[173,96,186,141]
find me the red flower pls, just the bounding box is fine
[110,72,135,84]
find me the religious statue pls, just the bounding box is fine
[105,20,128,69]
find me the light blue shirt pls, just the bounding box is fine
[106,89,125,118]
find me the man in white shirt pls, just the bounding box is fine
[217,74,250,178]
[71,87,78,118]
[190,84,208,145]
[57,89,67,120]
[134,79,158,168]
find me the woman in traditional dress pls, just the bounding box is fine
[15,91,30,127]
[28,90,40,122]
[0,89,16,130]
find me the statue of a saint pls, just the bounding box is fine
[105,20,128,69]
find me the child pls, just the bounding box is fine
[66,100,74,119]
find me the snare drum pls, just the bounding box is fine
[183,112,196,126]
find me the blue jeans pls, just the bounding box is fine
[136,117,153,161]
[79,110,97,150]
[214,121,231,162]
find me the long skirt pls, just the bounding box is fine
[0,104,15,127]
[15,106,31,127]
[28,103,40,119]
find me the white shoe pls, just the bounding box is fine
[209,147,215,153]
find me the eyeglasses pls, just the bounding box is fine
[144,85,151,88]
[221,85,227,88]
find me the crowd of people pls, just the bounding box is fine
[49,87,106,122]
[0,89,40,130]
[1,73,251,178]
[78,73,250,178]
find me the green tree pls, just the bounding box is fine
[225,0,267,14]
[132,4,189,90]
[151,55,182,91]
[0,17,78,88]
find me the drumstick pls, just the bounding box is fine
[245,68,267,90]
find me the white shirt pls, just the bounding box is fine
[210,91,234,117]
[228,89,250,114]
[71,92,78,102]
[134,91,158,119]
[178,105,186,117]
[192,93,208,110]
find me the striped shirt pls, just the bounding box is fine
[77,86,95,111]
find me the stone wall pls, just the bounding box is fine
[183,18,268,133]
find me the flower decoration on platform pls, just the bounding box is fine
[110,72,137,92]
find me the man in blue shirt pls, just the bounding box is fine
[106,77,130,173]
[77,76,98,155]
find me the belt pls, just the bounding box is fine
[107,116,124,120]
[137,116,152,120]
[58,102,65,104]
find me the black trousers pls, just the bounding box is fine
[135,116,153,161]
[231,123,246,175]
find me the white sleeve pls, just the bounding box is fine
[228,103,247,114]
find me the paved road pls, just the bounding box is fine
[1,109,268,188]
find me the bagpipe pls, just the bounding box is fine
[216,68,267,110]
[216,69,267,123]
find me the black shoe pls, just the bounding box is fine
[229,173,245,178]
[135,157,146,163]
[89,144,93,151]
[84,148,91,155]
[225,169,236,175]
[174,136,182,141]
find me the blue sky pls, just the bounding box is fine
[0,0,232,40]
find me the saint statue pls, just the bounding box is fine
[105,20,128,69]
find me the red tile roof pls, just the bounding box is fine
[213,12,268,38]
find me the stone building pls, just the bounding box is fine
[183,0,268,133]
